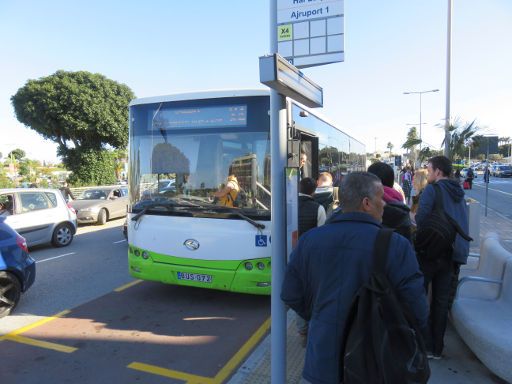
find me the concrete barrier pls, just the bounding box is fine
[452,235,512,383]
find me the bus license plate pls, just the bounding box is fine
[177,272,213,283]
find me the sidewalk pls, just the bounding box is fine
[228,204,512,384]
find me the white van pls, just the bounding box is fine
[0,188,77,248]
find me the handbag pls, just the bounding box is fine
[463,181,470,190]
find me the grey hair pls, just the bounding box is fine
[340,172,382,212]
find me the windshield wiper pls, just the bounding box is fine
[198,206,266,230]
[131,201,182,221]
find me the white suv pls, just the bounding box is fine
[0,188,77,248]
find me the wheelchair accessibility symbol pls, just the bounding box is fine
[255,235,268,247]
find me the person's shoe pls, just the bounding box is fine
[426,352,434,359]
[432,354,442,360]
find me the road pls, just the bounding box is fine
[464,176,512,220]
[0,219,270,383]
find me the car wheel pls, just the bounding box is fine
[52,223,74,247]
[0,271,21,318]
[97,209,107,225]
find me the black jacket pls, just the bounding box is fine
[382,201,412,242]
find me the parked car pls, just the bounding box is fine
[494,165,512,178]
[0,217,36,318]
[70,186,128,225]
[0,188,77,248]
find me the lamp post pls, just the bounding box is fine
[444,0,453,158]
[403,89,439,152]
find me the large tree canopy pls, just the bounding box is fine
[11,70,134,151]
[11,70,135,184]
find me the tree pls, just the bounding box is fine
[11,70,135,184]
[402,126,421,165]
[386,142,394,156]
[8,148,25,161]
[440,119,480,161]
[498,137,511,158]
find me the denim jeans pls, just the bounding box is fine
[419,256,456,355]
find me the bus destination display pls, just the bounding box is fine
[153,105,247,129]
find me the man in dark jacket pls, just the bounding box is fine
[415,155,470,359]
[299,177,326,237]
[465,167,474,189]
[296,177,326,346]
[282,172,428,384]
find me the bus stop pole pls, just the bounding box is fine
[270,1,288,383]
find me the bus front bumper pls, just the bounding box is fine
[128,247,271,295]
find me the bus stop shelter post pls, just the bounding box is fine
[270,1,287,382]
[270,90,288,384]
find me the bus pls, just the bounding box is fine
[127,90,366,295]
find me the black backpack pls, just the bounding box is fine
[414,183,472,260]
[342,229,430,384]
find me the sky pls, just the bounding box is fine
[0,0,511,163]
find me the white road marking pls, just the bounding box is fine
[113,239,127,244]
[36,252,76,264]
[473,183,512,197]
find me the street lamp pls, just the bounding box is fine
[403,89,439,151]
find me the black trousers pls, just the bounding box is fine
[419,257,460,355]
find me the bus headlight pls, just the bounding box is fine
[142,251,149,259]
[257,262,265,270]
[244,262,253,270]
[134,249,140,256]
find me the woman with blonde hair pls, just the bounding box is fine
[213,174,240,207]
[411,168,428,213]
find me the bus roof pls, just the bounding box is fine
[129,89,269,107]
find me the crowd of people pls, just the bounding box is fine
[282,156,471,384]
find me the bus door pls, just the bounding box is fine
[297,132,318,181]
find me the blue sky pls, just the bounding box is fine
[1,0,511,162]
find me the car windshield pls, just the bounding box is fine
[78,189,109,200]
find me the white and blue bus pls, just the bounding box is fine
[127,90,365,295]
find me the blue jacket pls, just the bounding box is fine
[415,179,470,264]
[281,212,428,384]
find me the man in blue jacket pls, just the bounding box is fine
[415,156,470,360]
[281,172,428,384]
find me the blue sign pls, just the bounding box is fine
[255,235,268,247]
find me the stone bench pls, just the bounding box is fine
[451,235,512,383]
[459,232,511,300]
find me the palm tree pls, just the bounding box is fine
[402,126,421,166]
[440,119,480,161]
[386,142,394,157]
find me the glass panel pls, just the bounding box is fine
[20,192,50,212]
[292,104,366,186]
[129,96,271,218]
[44,192,58,207]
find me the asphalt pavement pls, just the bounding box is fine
[465,176,512,221]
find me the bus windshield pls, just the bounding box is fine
[129,96,271,218]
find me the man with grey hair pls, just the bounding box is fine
[282,172,428,384]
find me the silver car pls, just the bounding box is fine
[0,188,77,248]
[70,187,128,225]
